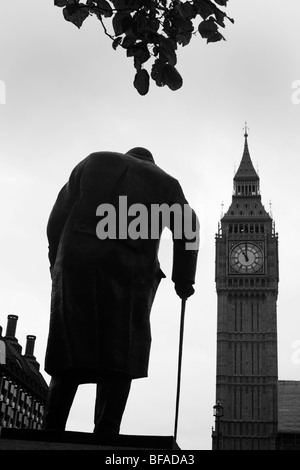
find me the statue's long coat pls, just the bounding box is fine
[45,151,198,381]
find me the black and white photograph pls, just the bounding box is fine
[0,0,300,452]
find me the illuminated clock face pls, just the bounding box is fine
[230,242,264,274]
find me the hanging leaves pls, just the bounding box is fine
[198,16,224,43]
[151,60,183,91]
[54,0,233,94]
[134,68,150,95]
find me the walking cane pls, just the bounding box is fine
[174,298,187,442]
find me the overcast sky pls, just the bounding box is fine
[1,0,300,450]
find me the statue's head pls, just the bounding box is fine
[126,147,155,163]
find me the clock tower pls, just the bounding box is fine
[213,129,279,450]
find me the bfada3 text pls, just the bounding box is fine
[104,454,195,466]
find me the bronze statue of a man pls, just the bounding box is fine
[43,147,199,435]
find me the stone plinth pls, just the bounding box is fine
[0,428,180,450]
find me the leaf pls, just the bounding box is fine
[148,17,160,33]
[151,60,182,91]
[214,0,228,6]
[151,59,165,87]
[194,0,215,20]
[122,36,135,49]
[132,10,148,32]
[159,37,177,66]
[177,30,192,47]
[172,16,193,47]
[54,0,69,7]
[63,4,90,28]
[162,64,183,91]
[133,43,150,64]
[112,36,122,49]
[96,0,113,17]
[153,45,159,56]
[134,69,150,95]
[207,31,225,43]
[112,12,132,36]
[125,0,143,9]
[214,8,226,27]
[112,0,127,8]
[176,2,197,19]
[198,17,218,39]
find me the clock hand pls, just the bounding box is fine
[242,246,249,262]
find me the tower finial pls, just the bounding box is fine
[243,121,249,138]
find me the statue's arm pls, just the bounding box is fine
[168,180,199,297]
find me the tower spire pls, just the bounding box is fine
[232,125,260,197]
[234,124,259,183]
[243,121,249,138]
